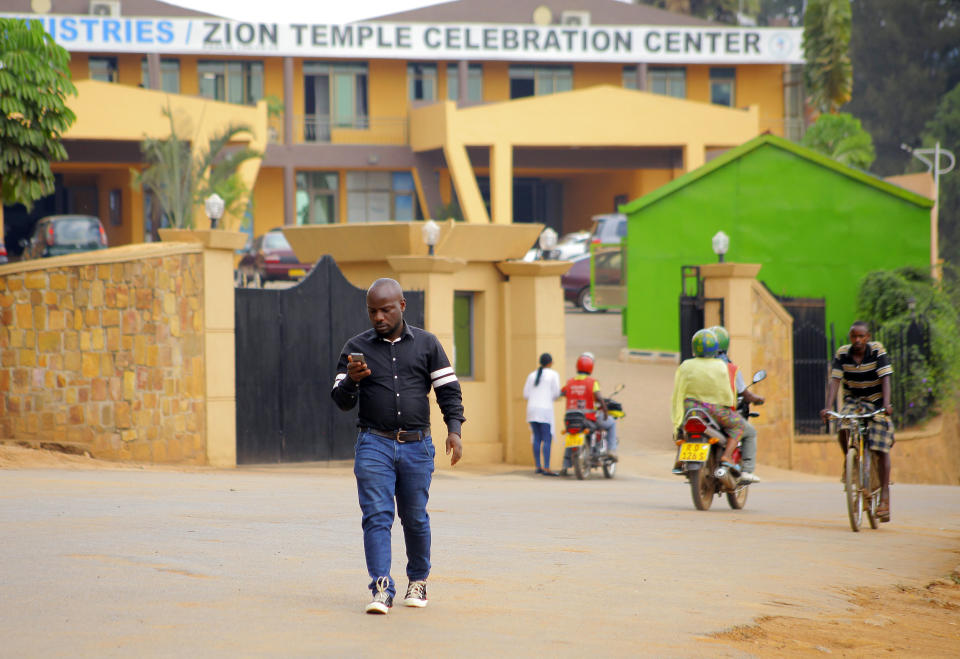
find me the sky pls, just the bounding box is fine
[160,0,448,23]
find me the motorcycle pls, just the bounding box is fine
[673,370,766,510]
[563,384,625,480]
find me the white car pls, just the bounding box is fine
[523,230,591,261]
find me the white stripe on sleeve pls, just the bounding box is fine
[430,366,454,381]
[332,373,346,390]
[433,374,458,388]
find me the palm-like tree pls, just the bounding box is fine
[800,112,876,170]
[133,105,261,229]
[803,0,853,115]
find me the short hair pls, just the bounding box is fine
[850,320,871,333]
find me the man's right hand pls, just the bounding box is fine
[819,408,831,423]
[347,357,371,382]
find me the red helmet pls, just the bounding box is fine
[576,352,595,375]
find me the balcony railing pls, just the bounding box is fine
[268,114,409,145]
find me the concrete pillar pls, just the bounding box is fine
[458,60,469,106]
[283,57,294,146]
[443,142,490,223]
[284,164,295,226]
[700,262,762,380]
[495,260,572,465]
[490,142,513,225]
[685,141,706,172]
[147,52,161,90]
[387,255,467,460]
[635,62,647,91]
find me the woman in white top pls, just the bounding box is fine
[523,353,561,476]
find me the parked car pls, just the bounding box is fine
[523,229,592,261]
[590,213,627,246]
[561,248,623,312]
[21,215,108,259]
[235,228,312,287]
[0,240,7,264]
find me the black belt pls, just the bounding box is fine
[364,428,425,443]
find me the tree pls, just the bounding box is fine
[844,0,960,176]
[800,112,876,170]
[133,105,261,230]
[919,82,960,268]
[635,1,740,24]
[0,19,76,209]
[802,0,852,115]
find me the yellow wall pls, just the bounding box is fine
[484,61,511,103]
[738,64,786,136]
[252,167,285,237]
[573,63,621,89]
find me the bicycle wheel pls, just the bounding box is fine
[844,444,862,532]
[865,449,881,530]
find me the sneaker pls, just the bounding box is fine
[403,580,428,608]
[365,577,393,614]
[739,471,761,484]
[559,468,569,477]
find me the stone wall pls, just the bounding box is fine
[749,281,795,470]
[0,244,207,463]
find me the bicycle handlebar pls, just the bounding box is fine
[825,408,886,421]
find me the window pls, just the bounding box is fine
[303,62,369,141]
[453,292,474,378]
[783,64,805,140]
[346,171,419,223]
[649,67,686,98]
[710,67,736,107]
[509,65,572,99]
[89,57,118,83]
[296,172,339,225]
[198,60,264,105]
[446,63,483,103]
[408,63,437,102]
[140,58,180,93]
[143,191,170,243]
[622,65,638,90]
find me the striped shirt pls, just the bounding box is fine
[331,322,465,435]
[830,341,893,404]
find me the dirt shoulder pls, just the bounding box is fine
[707,567,960,657]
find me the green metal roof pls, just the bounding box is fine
[619,133,934,215]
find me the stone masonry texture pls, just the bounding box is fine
[0,255,206,464]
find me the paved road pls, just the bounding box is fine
[2,463,958,658]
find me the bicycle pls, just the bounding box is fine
[826,408,886,532]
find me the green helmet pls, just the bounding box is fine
[709,325,730,352]
[691,329,719,358]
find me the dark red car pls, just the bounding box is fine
[235,229,312,287]
[561,248,623,313]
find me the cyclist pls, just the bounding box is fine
[819,321,894,522]
[559,352,618,476]
[671,329,747,473]
[709,325,763,483]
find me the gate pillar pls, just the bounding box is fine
[160,228,248,467]
[700,263,762,378]
[496,260,572,466]
[388,255,467,458]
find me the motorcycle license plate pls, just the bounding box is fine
[289,268,306,277]
[679,442,710,462]
[565,432,585,448]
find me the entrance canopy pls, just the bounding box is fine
[409,85,759,223]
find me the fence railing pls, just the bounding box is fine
[267,114,409,145]
[877,315,932,428]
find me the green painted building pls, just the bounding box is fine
[620,134,934,354]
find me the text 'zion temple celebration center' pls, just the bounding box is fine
[1,0,804,251]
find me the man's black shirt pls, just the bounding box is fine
[331,322,465,435]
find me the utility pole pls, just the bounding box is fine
[901,142,956,281]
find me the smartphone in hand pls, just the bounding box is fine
[349,352,365,364]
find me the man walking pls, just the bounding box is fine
[332,278,464,614]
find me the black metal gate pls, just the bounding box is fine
[775,294,827,434]
[235,256,424,464]
[678,266,724,360]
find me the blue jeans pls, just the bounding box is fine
[529,421,552,471]
[353,430,435,598]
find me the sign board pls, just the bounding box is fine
[4,14,804,64]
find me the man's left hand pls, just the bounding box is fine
[445,432,462,466]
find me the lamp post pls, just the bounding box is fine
[538,227,558,260]
[901,142,956,279]
[712,230,730,263]
[204,193,225,230]
[421,219,440,255]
